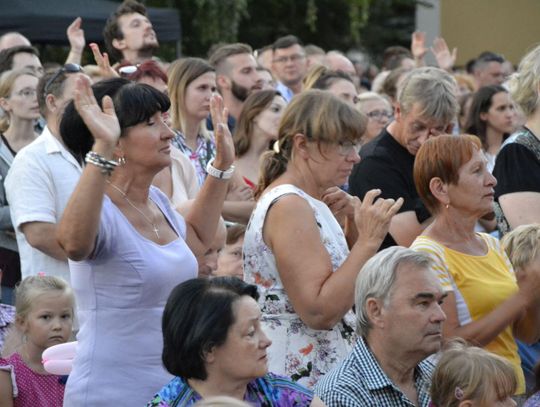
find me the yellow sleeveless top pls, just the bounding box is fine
[412,233,525,394]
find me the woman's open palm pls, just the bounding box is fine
[73,75,120,145]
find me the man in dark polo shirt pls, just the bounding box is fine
[349,67,458,250]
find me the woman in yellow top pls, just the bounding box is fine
[410,134,540,396]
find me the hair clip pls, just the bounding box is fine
[273,140,280,154]
[455,387,464,400]
[37,272,46,277]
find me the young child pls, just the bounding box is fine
[430,340,517,407]
[0,275,74,406]
[501,224,540,406]
[215,224,246,280]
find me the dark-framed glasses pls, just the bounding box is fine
[43,63,83,97]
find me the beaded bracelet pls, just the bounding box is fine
[85,151,118,176]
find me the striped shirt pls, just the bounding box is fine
[315,337,434,407]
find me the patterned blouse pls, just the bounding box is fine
[171,130,216,187]
[243,184,355,388]
[147,373,314,406]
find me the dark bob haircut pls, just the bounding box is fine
[60,77,170,164]
[162,277,259,380]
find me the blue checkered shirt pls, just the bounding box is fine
[314,336,435,406]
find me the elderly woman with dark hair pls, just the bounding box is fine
[411,134,540,398]
[148,277,325,406]
[57,76,235,405]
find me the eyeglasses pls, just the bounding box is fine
[43,63,83,97]
[273,54,306,64]
[12,87,37,99]
[118,65,140,76]
[366,110,393,120]
[337,140,360,156]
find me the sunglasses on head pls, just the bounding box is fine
[118,65,140,76]
[43,63,83,97]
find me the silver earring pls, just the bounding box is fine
[117,156,126,165]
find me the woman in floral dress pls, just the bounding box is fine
[243,90,403,388]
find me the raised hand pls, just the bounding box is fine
[210,93,235,170]
[73,75,120,146]
[353,189,404,243]
[89,43,119,79]
[411,31,428,64]
[67,17,85,55]
[431,37,457,71]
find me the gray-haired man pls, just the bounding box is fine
[349,67,458,250]
[315,247,447,406]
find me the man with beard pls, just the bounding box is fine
[209,43,262,131]
[271,35,308,102]
[103,0,159,65]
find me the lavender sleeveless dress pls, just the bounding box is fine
[64,187,198,406]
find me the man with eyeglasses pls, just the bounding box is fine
[5,65,86,282]
[271,35,308,102]
[349,67,458,250]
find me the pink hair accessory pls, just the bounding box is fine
[37,272,46,277]
[455,387,464,400]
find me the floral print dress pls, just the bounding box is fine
[243,184,355,389]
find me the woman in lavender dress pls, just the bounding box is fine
[57,77,236,406]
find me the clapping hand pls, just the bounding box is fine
[322,187,356,224]
[353,189,404,243]
[210,94,235,171]
[73,75,120,147]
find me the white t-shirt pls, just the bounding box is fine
[5,126,82,281]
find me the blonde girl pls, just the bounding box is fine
[430,340,517,407]
[0,275,74,407]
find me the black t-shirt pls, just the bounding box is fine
[493,129,540,199]
[348,129,430,250]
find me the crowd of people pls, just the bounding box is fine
[0,0,539,406]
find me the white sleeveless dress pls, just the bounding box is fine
[243,184,355,388]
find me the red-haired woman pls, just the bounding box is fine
[411,134,540,398]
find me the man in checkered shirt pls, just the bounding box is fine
[315,247,447,406]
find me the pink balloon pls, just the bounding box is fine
[42,341,78,375]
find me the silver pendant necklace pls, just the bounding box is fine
[106,181,160,239]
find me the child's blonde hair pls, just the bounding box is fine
[15,275,74,321]
[430,339,517,407]
[501,223,540,270]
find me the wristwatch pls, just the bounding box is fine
[206,158,235,180]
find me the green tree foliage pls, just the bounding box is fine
[174,0,374,57]
[169,0,422,64]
